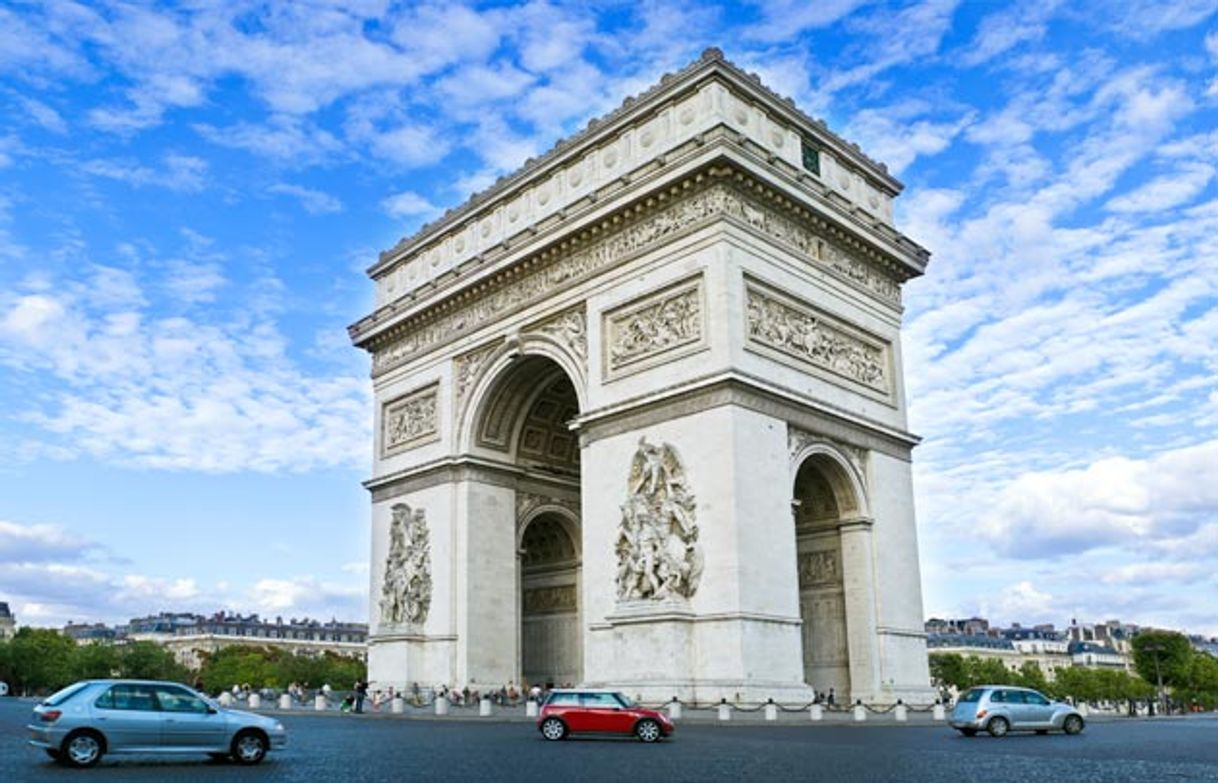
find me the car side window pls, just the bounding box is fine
[154,685,209,713]
[547,692,580,706]
[1026,692,1050,705]
[97,684,159,712]
[989,690,1006,703]
[580,693,621,708]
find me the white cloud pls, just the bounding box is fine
[0,520,99,563]
[979,441,1218,559]
[381,191,439,220]
[1105,162,1215,213]
[268,183,344,215]
[80,153,208,192]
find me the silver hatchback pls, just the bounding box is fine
[949,685,1085,737]
[27,679,287,768]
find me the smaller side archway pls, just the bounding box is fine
[518,508,582,688]
[790,443,869,703]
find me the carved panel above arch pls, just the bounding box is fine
[604,274,705,379]
[746,276,892,399]
[453,340,500,421]
[527,304,587,370]
[381,383,439,456]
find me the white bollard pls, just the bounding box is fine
[278,694,292,710]
[895,704,908,722]
[765,702,778,721]
[810,704,824,721]
[668,700,682,721]
[435,695,449,716]
[480,698,492,717]
[853,704,867,722]
[526,700,539,717]
[717,703,731,721]
[248,693,262,709]
[219,692,233,707]
[314,694,327,711]
[933,704,946,721]
[1078,703,1090,717]
[391,697,404,714]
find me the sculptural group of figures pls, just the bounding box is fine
[380,503,432,626]
[615,438,703,601]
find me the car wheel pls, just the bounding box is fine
[635,718,662,743]
[958,728,977,737]
[231,730,268,765]
[1063,714,1085,735]
[60,730,104,768]
[986,716,1010,738]
[540,717,567,741]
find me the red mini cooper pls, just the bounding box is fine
[537,689,674,743]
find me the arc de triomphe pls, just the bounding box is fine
[349,49,934,704]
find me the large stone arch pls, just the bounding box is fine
[456,332,588,457]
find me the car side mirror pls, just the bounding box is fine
[207,706,218,714]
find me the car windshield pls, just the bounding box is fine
[43,681,91,706]
[613,692,635,708]
[957,688,984,703]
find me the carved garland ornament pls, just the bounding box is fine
[453,341,499,417]
[746,282,889,393]
[369,183,900,375]
[382,384,439,455]
[615,438,703,601]
[606,277,703,374]
[379,503,432,627]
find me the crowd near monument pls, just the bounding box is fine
[349,49,934,705]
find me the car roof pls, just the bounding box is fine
[546,688,624,694]
[75,679,192,687]
[971,684,1037,691]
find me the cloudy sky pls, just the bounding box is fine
[0,1,1215,636]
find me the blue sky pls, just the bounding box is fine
[1,1,1215,635]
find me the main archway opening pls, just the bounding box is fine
[470,354,582,689]
[792,452,859,702]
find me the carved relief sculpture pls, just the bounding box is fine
[453,341,499,418]
[798,551,839,588]
[367,183,903,376]
[606,277,703,374]
[615,438,703,601]
[379,503,433,627]
[532,306,587,366]
[522,585,578,614]
[745,281,889,393]
[382,384,439,455]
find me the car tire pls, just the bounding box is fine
[231,730,268,765]
[986,716,1010,738]
[540,717,567,741]
[1063,714,1084,735]
[635,718,662,743]
[60,730,104,768]
[958,728,977,737]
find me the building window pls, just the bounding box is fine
[801,141,821,176]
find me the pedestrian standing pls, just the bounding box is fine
[827,687,836,707]
[354,679,368,713]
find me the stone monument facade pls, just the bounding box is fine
[350,49,934,704]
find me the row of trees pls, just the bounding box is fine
[0,628,366,697]
[930,631,1218,709]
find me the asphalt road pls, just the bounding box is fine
[5,698,1217,782]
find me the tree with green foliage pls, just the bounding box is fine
[1132,631,1193,691]
[195,645,366,695]
[0,628,79,694]
[117,641,189,681]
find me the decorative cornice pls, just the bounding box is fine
[358,165,914,377]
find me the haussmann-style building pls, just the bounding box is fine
[349,49,934,705]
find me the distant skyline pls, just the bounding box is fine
[1,2,1216,634]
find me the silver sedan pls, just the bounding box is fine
[27,679,286,768]
[949,684,1085,737]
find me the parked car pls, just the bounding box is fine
[27,679,287,768]
[537,689,673,742]
[949,685,1085,737]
